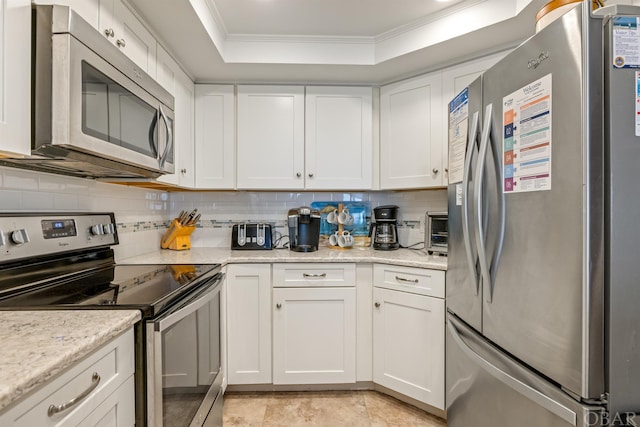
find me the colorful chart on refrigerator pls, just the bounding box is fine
[502,73,552,193]
[448,87,469,185]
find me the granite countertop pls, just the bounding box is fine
[120,247,448,270]
[0,310,141,412]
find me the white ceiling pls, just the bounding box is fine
[129,0,549,85]
[211,0,468,37]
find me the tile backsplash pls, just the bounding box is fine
[0,166,447,259]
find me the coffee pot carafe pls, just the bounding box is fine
[369,205,400,250]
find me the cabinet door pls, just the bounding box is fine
[77,376,135,427]
[157,48,195,188]
[373,287,445,409]
[109,0,156,78]
[226,264,272,384]
[236,85,305,189]
[195,85,235,189]
[380,72,443,189]
[0,0,30,156]
[305,86,373,189]
[273,287,356,384]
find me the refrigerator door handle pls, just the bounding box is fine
[490,115,506,293]
[462,111,480,295]
[474,104,494,302]
[447,318,578,426]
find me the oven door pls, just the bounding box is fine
[146,278,222,427]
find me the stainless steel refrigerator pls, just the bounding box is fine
[446,3,640,426]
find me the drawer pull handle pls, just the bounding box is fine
[395,276,419,284]
[303,273,326,278]
[48,372,101,417]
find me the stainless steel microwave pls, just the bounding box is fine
[0,5,174,179]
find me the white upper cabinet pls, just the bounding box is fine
[110,0,157,77]
[236,85,373,190]
[0,0,31,156]
[380,72,443,189]
[236,85,305,189]
[156,48,195,188]
[304,86,373,190]
[59,0,157,77]
[195,85,235,189]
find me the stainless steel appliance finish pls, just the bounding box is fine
[425,212,448,255]
[287,207,321,252]
[446,3,640,425]
[0,213,223,427]
[0,5,175,179]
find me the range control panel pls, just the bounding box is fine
[0,213,118,263]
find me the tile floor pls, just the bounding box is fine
[223,390,446,426]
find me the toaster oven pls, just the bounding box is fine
[426,212,448,255]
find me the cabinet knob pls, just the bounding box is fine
[308,173,314,178]
[432,168,439,174]
[181,168,187,174]
[445,168,449,173]
[296,172,302,178]
[276,303,282,309]
[104,28,114,38]
[374,302,381,308]
[116,39,126,48]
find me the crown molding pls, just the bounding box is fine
[192,0,534,65]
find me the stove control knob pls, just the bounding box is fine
[103,223,115,235]
[90,224,105,236]
[10,229,29,245]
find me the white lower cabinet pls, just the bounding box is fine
[226,264,272,384]
[1,328,135,427]
[372,286,445,409]
[272,286,356,384]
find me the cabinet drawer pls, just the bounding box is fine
[6,329,134,427]
[373,264,444,298]
[273,263,356,287]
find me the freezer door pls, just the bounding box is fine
[477,2,605,399]
[447,314,604,427]
[446,77,483,332]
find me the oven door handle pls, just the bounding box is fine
[155,281,221,332]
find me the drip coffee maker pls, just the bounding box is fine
[369,205,400,250]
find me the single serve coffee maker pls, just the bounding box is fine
[369,205,400,250]
[288,206,321,252]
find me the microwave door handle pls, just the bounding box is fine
[148,111,159,158]
[158,105,173,168]
[462,111,480,295]
[474,103,494,303]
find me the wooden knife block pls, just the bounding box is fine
[161,219,196,250]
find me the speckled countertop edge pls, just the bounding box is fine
[0,310,141,411]
[120,247,448,270]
